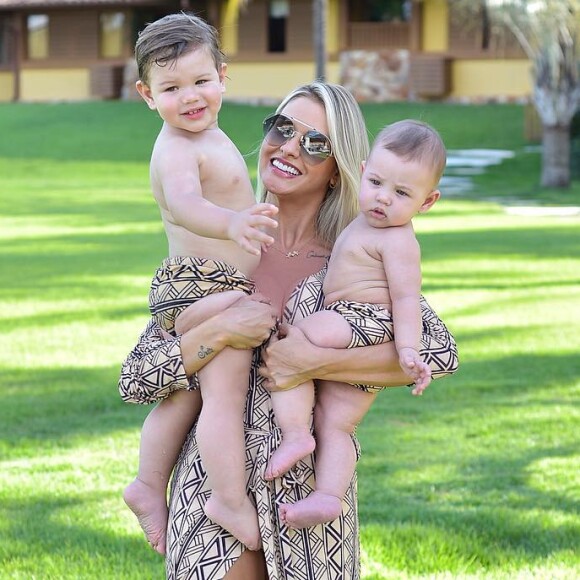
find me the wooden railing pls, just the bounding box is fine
[348,22,410,50]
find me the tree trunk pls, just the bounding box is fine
[313,0,327,81]
[541,124,571,187]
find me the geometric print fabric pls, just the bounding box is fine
[149,256,255,335]
[165,268,362,579]
[120,265,458,578]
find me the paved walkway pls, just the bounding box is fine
[442,149,580,216]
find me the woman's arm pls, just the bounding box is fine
[119,295,277,404]
[179,294,276,375]
[260,323,409,391]
[260,295,459,392]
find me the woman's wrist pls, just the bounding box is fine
[307,343,338,382]
[179,315,229,376]
[315,342,410,388]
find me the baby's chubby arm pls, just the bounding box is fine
[153,141,278,255]
[381,226,430,391]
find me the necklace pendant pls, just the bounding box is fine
[286,250,299,258]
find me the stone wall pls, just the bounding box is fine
[340,49,410,103]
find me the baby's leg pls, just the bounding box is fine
[174,290,247,335]
[266,309,353,480]
[124,389,201,554]
[196,347,262,550]
[279,381,376,529]
[265,381,316,480]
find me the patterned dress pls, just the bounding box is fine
[119,267,458,579]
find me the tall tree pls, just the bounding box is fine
[452,0,580,188]
[313,0,328,81]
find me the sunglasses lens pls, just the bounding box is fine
[263,114,294,145]
[262,114,332,164]
[302,132,332,159]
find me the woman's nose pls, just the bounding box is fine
[279,133,301,157]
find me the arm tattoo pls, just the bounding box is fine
[198,345,214,359]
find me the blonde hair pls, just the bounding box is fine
[259,82,369,248]
[374,119,447,188]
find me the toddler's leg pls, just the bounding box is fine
[279,381,376,529]
[265,381,316,480]
[174,290,247,335]
[265,309,353,481]
[124,389,201,554]
[196,347,262,550]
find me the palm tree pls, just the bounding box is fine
[452,0,580,188]
[501,0,580,187]
[313,0,328,81]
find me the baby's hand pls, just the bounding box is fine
[228,203,278,256]
[398,347,431,396]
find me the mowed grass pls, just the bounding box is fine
[0,100,578,579]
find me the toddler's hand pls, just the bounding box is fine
[228,203,278,256]
[398,347,431,395]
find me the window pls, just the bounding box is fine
[268,0,289,53]
[0,18,12,66]
[100,12,126,58]
[27,14,49,60]
[349,0,411,23]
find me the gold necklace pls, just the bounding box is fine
[270,236,315,258]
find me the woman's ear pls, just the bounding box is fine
[329,170,340,189]
[136,80,156,110]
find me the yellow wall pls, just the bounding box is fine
[422,0,448,52]
[221,0,239,55]
[0,72,14,101]
[20,69,90,101]
[451,60,532,98]
[224,62,341,101]
[5,60,533,103]
[327,0,340,55]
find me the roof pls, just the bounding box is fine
[0,0,168,9]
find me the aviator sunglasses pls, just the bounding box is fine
[262,113,333,165]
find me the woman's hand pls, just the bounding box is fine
[223,293,278,349]
[179,293,277,377]
[260,322,411,392]
[259,323,319,391]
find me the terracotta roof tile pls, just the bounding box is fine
[0,0,168,9]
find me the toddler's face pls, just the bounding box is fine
[137,46,225,134]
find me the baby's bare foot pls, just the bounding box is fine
[264,430,316,480]
[279,491,342,529]
[123,478,168,555]
[204,495,262,551]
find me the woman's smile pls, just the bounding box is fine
[271,158,301,176]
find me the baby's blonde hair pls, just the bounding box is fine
[374,119,446,188]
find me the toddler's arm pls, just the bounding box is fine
[155,143,278,254]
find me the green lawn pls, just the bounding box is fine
[0,101,578,579]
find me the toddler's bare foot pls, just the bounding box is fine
[123,478,168,555]
[264,430,316,480]
[204,494,262,551]
[279,491,342,529]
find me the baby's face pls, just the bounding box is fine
[137,46,225,134]
[358,148,439,228]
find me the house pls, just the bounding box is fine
[0,0,532,103]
